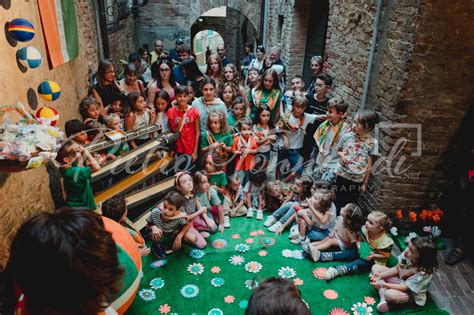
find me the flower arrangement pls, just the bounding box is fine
[390,208,445,250]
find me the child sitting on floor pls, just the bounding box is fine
[371,237,438,313]
[304,203,365,260]
[194,171,225,233]
[315,210,394,280]
[222,174,248,227]
[147,190,203,259]
[56,142,101,210]
[102,195,150,256]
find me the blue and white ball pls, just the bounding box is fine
[16,46,42,69]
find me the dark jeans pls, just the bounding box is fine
[334,175,362,215]
[320,248,373,274]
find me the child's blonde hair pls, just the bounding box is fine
[368,210,392,231]
[206,109,229,133]
[105,113,120,127]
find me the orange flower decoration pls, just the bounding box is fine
[408,211,417,222]
[419,210,428,221]
[394,209,403,219]
[434,208,444,217]
[432,214,441,223]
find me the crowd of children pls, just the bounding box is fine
[52,45,439,313]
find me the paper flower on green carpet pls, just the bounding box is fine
[189,249,206,259]
[312,267,328,280]
[329,307,350,315]
[150,259,167,268]
[208,308,223,315]
[245,279,259,289]
[245,238,254,244]
[211,277,225,287]
[293,278,304,286]
[229,255,245,265]
[211,239,228,249]
[224,295,235,303]
[282,249,293,257]
[257,229,265,235]
[245,261,263,273]
[234,243,250,253]
[239,300,249,309]
[249,231,258,236]
[260,237,275,246]
[364,296,376,305]
[159,304,171,314]
[181,284,199,298]
[138,288,156,301]
[292,250,305,260]
[258,250,267,256]
[150,277,165,289]
[351,302,373,315]
[278,266,296,278]
[211,266,221,273]
[232,234,240,239]
[323,289,338,300]
[187,263,204,275]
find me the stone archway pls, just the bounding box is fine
[189,0,261,37]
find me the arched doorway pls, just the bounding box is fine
[193,29,224,71]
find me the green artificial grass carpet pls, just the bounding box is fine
[126,217,448,315]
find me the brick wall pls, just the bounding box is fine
[108,15,137,61]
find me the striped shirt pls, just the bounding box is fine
[146,208,187,236]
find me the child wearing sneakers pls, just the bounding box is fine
[222,174,248,227]
[264,176,313,233]
[244,167,267,220]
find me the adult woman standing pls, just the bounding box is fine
[205,53,224,92]
[192,77,227,134]
[91,59,123,109]
[147,60,178,107]
[118,63,146,97]
[305,55,324,95]
[249,45,265,73]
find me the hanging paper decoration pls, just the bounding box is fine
[7,18,35,42]
[37,81,61,101]
[35,106,59,126]
[16,46,43,69]
[38,0,79,68]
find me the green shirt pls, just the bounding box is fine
[201,131,233,149]
[209,172,228,203]
[61,165,96,210]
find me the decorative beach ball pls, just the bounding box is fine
[35,106,59,126]
[16,46,42,69]
[7,18,35,42]
[102,216,141,314]
[37,81,61,101]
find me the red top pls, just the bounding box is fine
[232,134,258,171]
[167,106,200,154]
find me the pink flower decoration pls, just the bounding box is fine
[257,229,265,235]
[232,234,240,239]
[245,238,254,244]
[293,278,304,286]
[224,295,235,303]
[312,267,327,280]
[159,304,171,314]
[364,296,376,305]
[258,250,267,257]
[323,289,338,300]
[249,231,258,237]
[423,226,432,233]
[329,307,350,315]
[211,266,221,274]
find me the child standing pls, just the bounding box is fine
[220,82,237,109]
[304,203,365,261]
[56,142,101,210]
[104,114,129,159]
[316,211,394,280]
[65,119,89,145]
[201,110,233,163]
[232,117,258,186]
[249,68,282,122]
[125,92,156,149]
[371,237,438,313]
[283,75,305,108]
[334,109,380,211]
[194,171,225,233]
[244,168,268,220]
[204,152,228,202]
[228,96,248,135]
[147,191,200,259]
[154,89,171,132]
[102,195,150,256]
[313,97,351,183]
[253,106,276,167]
[79,97,104,124]
[167,86,200,168]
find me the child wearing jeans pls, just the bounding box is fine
[371,237,438,312]
[244,167,267,220]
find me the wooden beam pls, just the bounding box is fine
[125,177,174,208]
[94,154,172,204]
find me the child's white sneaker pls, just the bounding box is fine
[246,207,254,218]
[223,215,231,228]
[264,215,277,227]
[325,267,340,280]
[301,239,320,262]
[268,221,283,233]
[256,210,264,220]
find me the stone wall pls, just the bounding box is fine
[108,15,137,62]
[324,1,474,213]
[0,0,99,269]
